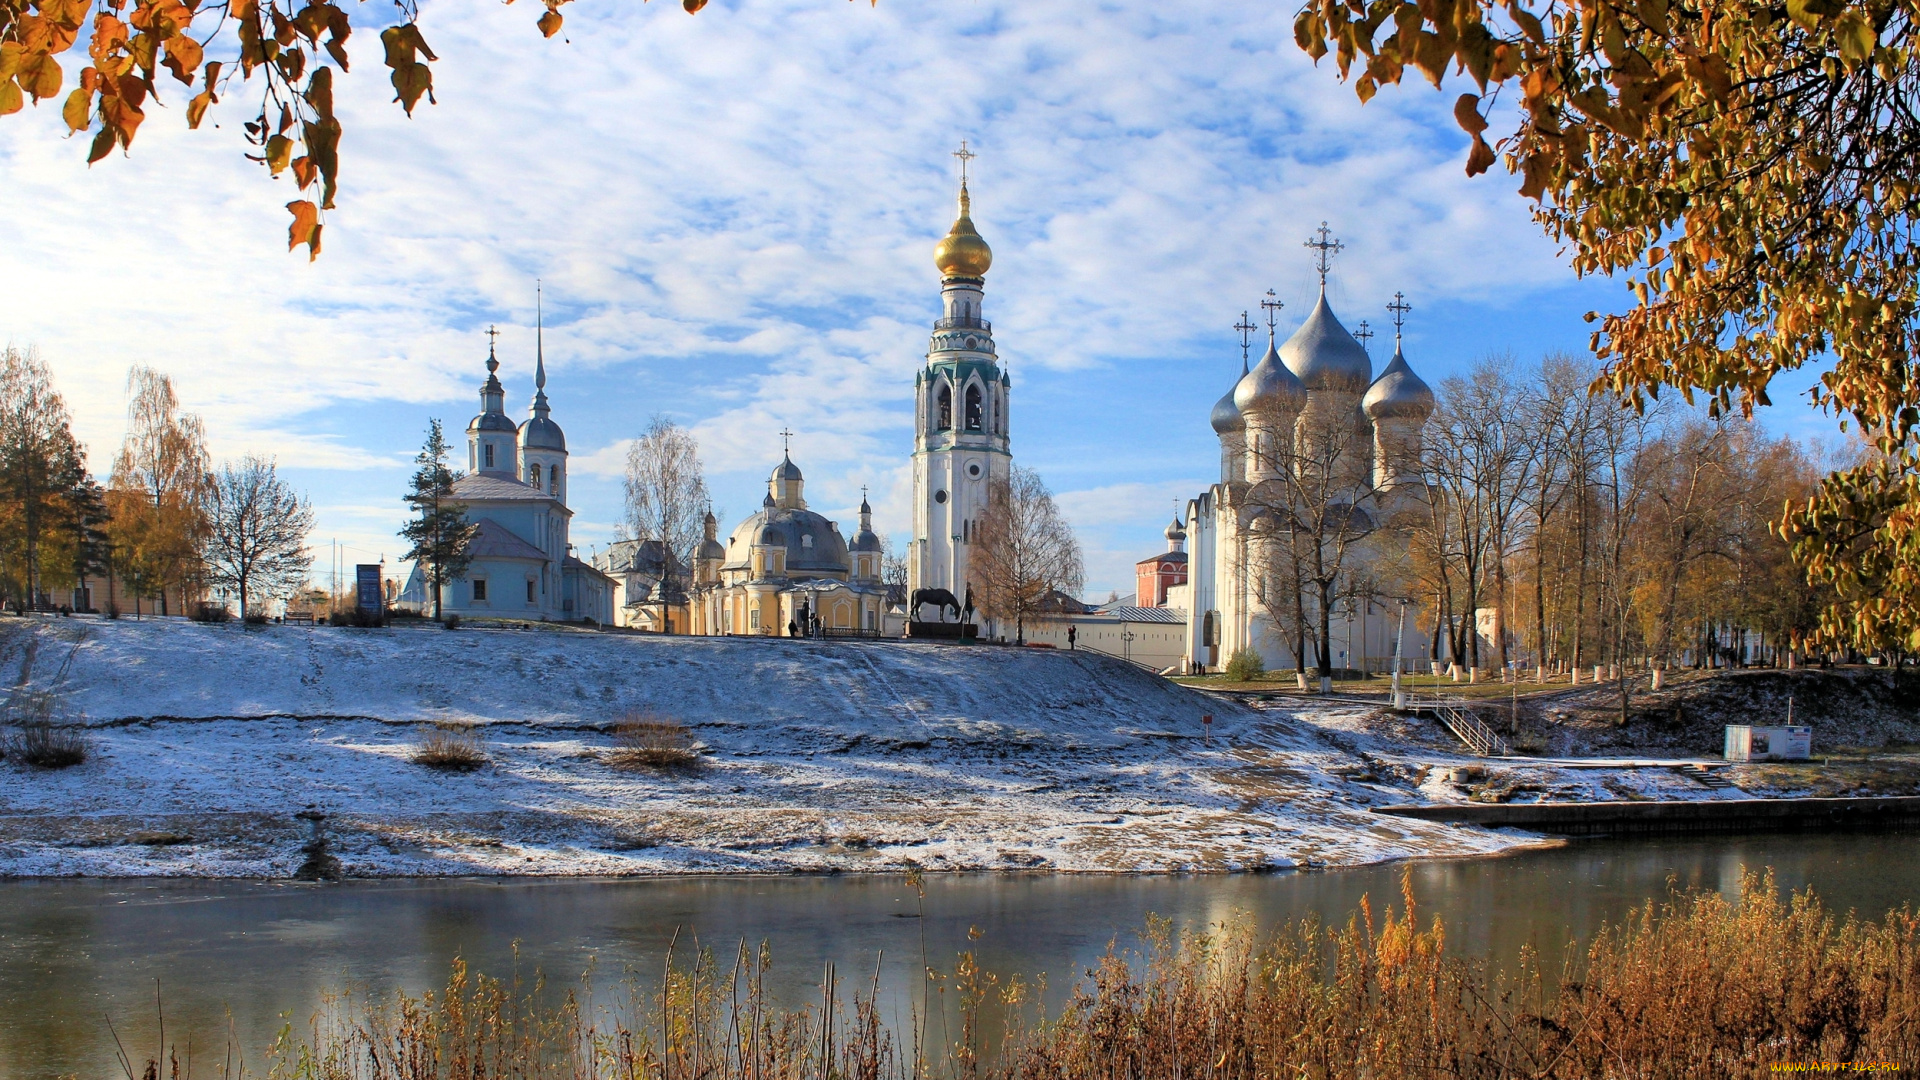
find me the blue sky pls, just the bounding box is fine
[0,0,1838,598]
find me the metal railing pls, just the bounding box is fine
[1432,700,1512,757]
[933,316,992,332]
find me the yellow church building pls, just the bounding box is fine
[688,453,890,636]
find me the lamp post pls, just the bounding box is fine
[1392,598,1409,712]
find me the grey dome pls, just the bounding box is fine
[772,455,802,481]
[1165,515,1186,540]
[1210,381,1245,434]
[697,537,726,561]
[519,416,567,451]
[1363,347,1436,420]
[727,506,852,575]
[851,529,882,553]
[470,412,517,434]
[1280,292,1373,392]
[1233,339,1307,415]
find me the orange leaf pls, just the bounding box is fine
[684,0,707,12]
[1453,92,1488,134]
[1465,133,1496,175]
[537,9,562,36]
[286,199,321,259]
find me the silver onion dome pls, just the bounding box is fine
[1280,292,1373,392]
[1210,382,1245,434]
[1233,338,1307,415]
[1363,347,1436,420]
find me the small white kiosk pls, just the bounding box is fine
[1724,725,1812,762]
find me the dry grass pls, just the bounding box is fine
[7,719,88,768]
[230,870,1920,1080]
[607,712,699,770]
[3,688,89,768]
[412,722,487,772]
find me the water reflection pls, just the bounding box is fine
[4,834,1917,1079]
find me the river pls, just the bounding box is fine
[4,833,1917,1078]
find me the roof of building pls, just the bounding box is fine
[1136,550,1189,567]
[724,504,851,575]
[1210,379,1245,434]
[452,472,562,504]
[520,415,566,451]
[1092,605,1187,624]
[1234,337,1308,415]
[1280,291,1373,392]
[467,518,548,562]
[1363,345,1436,419]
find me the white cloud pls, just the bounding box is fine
[2,0,1605,593]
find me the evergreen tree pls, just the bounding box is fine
[0,347,93,609]
[399,420,477,621]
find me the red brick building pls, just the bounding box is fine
[1134,516,1188,608]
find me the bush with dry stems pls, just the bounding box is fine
[3,688,89,768]
[226,870,1920,1080]
[607,712,699,770]
[411,722,487,772]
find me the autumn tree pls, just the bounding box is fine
[398,419,476,621]
[0,346,94,609]
[106,365,211,616]
[971,464,1084,644]
[1293,0,1920,651]
[202,454,315,621]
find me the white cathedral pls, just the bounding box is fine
[1179,246,1436,679]
[399,327,617,624]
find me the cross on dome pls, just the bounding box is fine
[779,427,795,455]
[1387,291,1412,346]
[953,140,975,185]
[1305,222,1344,288]
[1260,289,1284,340]
[485,324,500,370]
[1233,310,1256,370]
[1355,320,1374,355]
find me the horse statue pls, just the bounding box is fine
[910,587,962,623]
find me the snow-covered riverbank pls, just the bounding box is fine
[0,618,1549,877]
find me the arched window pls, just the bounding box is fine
[965,383,983,430]
[550,464,560,492]
[937,384,952,430]
[530,464,542,490]
[484,444,495,469]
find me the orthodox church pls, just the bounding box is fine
[688,451,890,635]
[1180,233,1435,679]
[907,157,1012,632]
[399,325,617,624]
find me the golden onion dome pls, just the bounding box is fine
[933,184,993,279]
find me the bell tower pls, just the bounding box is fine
[909,144,1012,605]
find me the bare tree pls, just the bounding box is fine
[879,534,909,596]
[202,455,316,621]
[971,464,1084,644]
[623,416,710,627]
[1242,394,1394,691]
